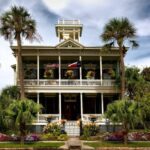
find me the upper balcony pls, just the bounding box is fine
[16,56,120,92]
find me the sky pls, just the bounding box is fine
[0,0,150,90]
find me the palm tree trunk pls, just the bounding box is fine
[119,46,125,99]
[16,33,25,99]
[123,123,128,145]
[20,122,26,145]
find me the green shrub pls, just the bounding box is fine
[82,123,99,138]
[57,134,68,141]
[40,133,57,141]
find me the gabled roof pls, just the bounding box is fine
[55,38,84,49]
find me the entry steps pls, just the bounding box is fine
[64,121,80,136]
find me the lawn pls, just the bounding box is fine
[85,141,150,148]
[0,142,64,148]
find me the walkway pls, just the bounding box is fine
[59,137,94,150]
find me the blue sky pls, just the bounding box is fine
[0,0,150,90]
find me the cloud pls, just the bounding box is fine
[41,0,150,38]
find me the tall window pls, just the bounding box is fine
[23,56,37,79]
[39,93,59,114]
[83,93,101,114]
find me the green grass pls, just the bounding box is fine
[85,141,150,148]
[0,142,64,148]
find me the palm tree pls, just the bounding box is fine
[105,99,144,145]
[7,99,41,144]
[101,18,138,98]
[0,6,38,99]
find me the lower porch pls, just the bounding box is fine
[27,93,119,124]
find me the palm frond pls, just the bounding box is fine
[130,40,139,48]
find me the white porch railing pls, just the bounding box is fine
[38,114,59,123]
[23,79,116,86]
[58,20,80,25]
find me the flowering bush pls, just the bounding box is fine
[25,134,40,141]
[104,131,150,141]
[0,133,12,141]
[128,132,150,141]
[43,123,62,136]
[104,131,124,141]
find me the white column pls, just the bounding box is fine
[78,31,80,42]
[37,55,39,85]
[37,93,40,122]
[59,93,62,120]
[100,56,102,85]
[79,56,82,85]
[59,56,61,86]
[58,30,61,42]
[73,29,75,40]
[101,93,104,114]
[80,93,83,120]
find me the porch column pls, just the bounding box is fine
[80,93,83,120]
[59,93,62,120]
[78,30,80,42]
[101,93,104,114]
[73,29,75,40]
[37,93,40,122]
[37,54,39,85]
[100,56,102,85]
[79,56,82,85]
[59,56,61,86]
[58,30,61,42]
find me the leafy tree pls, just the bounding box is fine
[125,66,141,100]
[105,99,143,144]
[141,67,150,82]
[1,85,20,100]
[0,86,19,131]
[0,6,38,99]
[125,66,150,101]
[101,18,138,98]
[6,99,41,144]
[140,93,150,123]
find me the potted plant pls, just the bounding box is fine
[44,69,54,79]
[46,115,54,123]
[65,70,74,79]
[86,70,95,79]
[89,115,97,123]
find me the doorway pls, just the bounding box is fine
[62,94,80,120]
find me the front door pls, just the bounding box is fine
[62,94,80,120]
